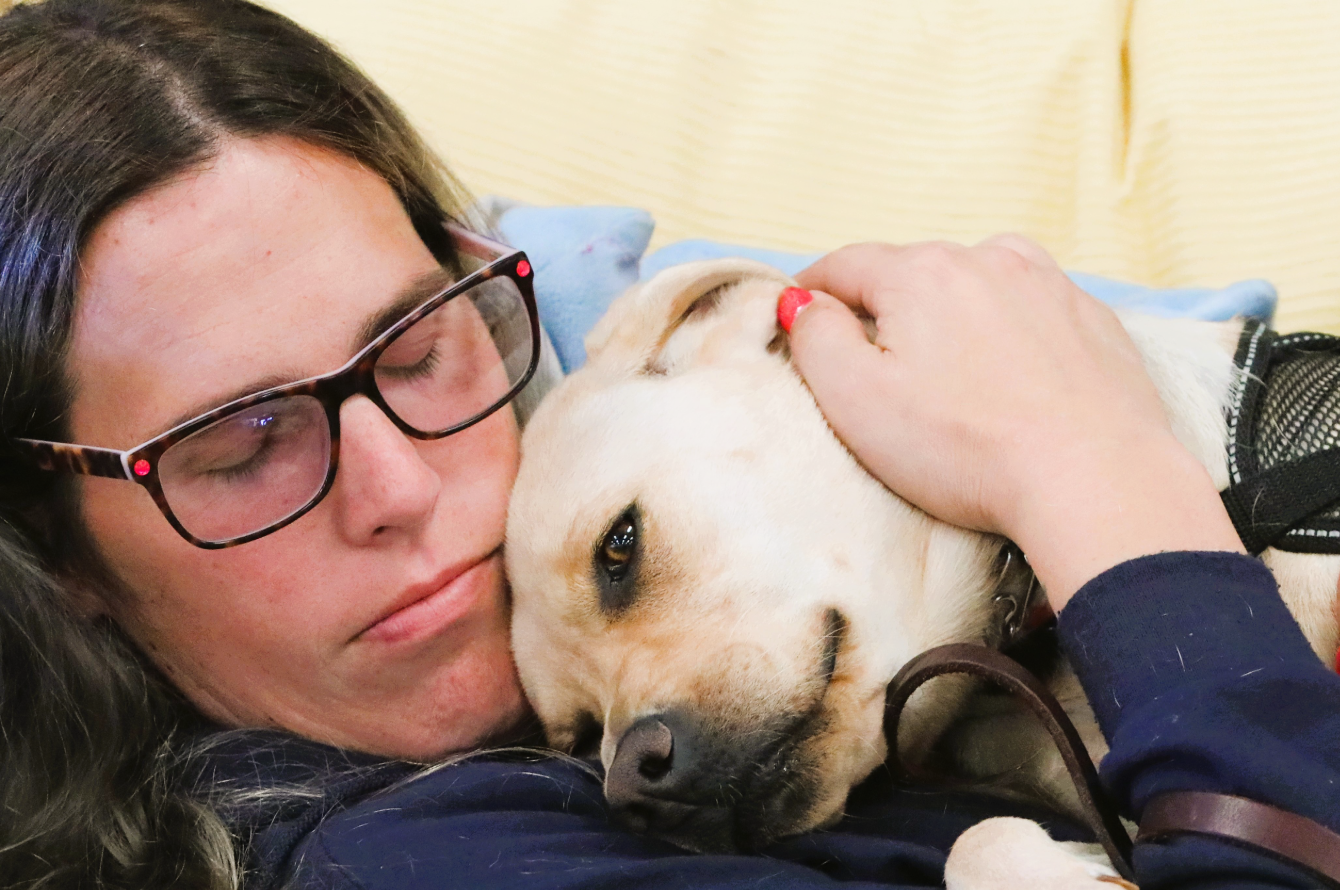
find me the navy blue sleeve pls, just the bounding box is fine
[1058,551,1340,889]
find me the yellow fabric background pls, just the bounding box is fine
[14,0,1337,331]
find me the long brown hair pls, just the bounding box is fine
[0,1,471,885]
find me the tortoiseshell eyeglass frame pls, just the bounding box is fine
[16,224,540,550]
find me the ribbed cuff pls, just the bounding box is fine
[1056,551,1317,739]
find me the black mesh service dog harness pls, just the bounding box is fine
[1222,319,1340,555]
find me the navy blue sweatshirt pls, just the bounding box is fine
[198,552,1340,889]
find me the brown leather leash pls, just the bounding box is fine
[883,643,1136,881]
[884,643,1340,887]
[1139,792,1340,887]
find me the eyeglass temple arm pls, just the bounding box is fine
[17,439,132,480]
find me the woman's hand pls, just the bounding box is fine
[785,236,1244,607]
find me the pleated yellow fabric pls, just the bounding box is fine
[262,0,1340,333]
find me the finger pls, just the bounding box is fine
[785,289,893,435]
[975,233,1060,271]
[793,242,905,316]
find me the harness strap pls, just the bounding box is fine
[1221,447,1340,555]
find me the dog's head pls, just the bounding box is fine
[506,260,1003,852]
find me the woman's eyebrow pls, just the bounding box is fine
[352,267,459,352]
[159,269,460,435]
[162,373,303,434]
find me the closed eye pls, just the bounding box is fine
[595,504,640,614]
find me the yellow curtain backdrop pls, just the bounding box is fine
[24,0,1340,331]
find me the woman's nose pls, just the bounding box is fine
[330,395,441,544]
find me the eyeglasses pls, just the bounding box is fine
[18,225,540,549]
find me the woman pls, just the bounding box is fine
[1,1,1336,889]
[1,0,534,884]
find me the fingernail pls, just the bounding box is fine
[777,287,813,333]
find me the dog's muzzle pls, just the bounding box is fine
[603,610,846,852]
[604,707,825,852]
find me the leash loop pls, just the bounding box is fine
[883,643,1136,881]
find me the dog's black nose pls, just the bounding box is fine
[610,715,674,790]
[605,712,734,848]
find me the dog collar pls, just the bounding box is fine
[1220,320,1340,555]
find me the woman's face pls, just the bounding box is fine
[67,136,528,760]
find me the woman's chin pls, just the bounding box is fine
[367,647,532,761]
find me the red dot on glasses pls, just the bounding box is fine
[133,459,151,477]
[516,259,532,278]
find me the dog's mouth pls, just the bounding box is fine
[604,609,848,852]
[727,690,838,848]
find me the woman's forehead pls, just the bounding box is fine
[67,136,440,449]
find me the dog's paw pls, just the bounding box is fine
[945,817,1137,890]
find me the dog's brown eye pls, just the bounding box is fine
[601,517,637,574]
[595,506,640,612]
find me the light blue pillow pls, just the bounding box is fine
[493,203,1278,373]
[496,205,653,373]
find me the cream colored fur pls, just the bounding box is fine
[505,259,1340,888]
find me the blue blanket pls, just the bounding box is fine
[494,203,1277,373]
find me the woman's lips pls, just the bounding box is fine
[357,553,500,646]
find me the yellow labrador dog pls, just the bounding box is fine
[505,258,1340,888]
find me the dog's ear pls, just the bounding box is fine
[584,258,793,376]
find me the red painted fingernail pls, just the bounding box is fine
[777,287,813,332]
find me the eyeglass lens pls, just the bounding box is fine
[155,273,533,544]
